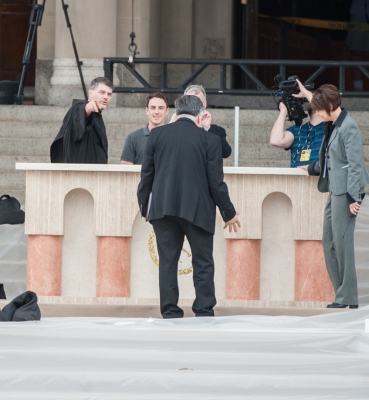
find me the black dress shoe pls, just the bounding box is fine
[327,303,348,308]
[327,303,359,309]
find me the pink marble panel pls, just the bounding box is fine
[226,239,260,300]
[27,235,63,296]
[97,237,131,297]
[295,240,335,301]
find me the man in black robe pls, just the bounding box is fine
[50,77,113,164]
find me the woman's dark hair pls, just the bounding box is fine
[310,84,341,115]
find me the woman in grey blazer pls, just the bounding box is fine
[296,82,369,309]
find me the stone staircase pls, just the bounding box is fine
[0,105,369,205]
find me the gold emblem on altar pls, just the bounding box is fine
[148,230,193,275]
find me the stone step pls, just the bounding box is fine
[0,136,295,160]
[0,105,298,127]
[0,121,276,145]
[2,105,369,127]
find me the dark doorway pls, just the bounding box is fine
[0,0,35,85]
[233,0,357,90]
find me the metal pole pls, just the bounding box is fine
[61,0,88,100]
[234,106,240,167]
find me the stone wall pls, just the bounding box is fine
[35,0,234,106]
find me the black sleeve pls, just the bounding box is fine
[208,125,232,158]
[307,160,320,176]
[205,135,236,222]
[137,133,155,217]
[71,101,91,142]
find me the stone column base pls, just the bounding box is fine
[97,237,131,297]
[295,240,335,302]
[226,239,261,300]
[27,235,63,296]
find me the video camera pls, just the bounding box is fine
[273,75,314,126]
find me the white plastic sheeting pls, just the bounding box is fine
[355,200,369,305]
[0,308,369,399]
[0,224,27,299]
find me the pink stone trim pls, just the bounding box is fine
[97,237,131,297]
[226,239,260,300]
[27,235,63,296]
[295,240,335,302]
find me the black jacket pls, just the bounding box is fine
[137,118,236,235]
[50,100,108,164]
[208,124,232,158]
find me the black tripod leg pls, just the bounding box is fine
[15,0,45,105]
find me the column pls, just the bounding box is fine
[295,240,335,302]
[226,239,260,300]
[96,237,131,297]
[27,235,63,296]
[49,0,117,105]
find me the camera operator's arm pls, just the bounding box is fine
[293,79,313,102]
[269,102,294,149]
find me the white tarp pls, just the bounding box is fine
[0,308,369,399]
[0,224,27,299]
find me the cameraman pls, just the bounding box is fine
[269,101,324,168]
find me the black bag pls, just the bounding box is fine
[0,283,5,299]
[0,194,25,225]
[0,291,41,322]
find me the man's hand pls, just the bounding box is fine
[298,165,310,177]
[201,110,212,130]
[85,100,101,117]
[278,101,288,114]
[224,212,241,233]
[292,79,313,102]
[349,202,361,216]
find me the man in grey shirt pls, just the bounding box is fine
[121,92,169,164]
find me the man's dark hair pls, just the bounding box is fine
[175,95,204,117]
[146,92,169,108]
[90,77,114,90]
[310,84,341,115]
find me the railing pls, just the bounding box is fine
[103,58,369,97]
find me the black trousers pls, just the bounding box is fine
[152,216,216,318]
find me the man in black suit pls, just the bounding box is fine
[138,95,240,319]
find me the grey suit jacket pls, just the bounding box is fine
[308,109,369,202]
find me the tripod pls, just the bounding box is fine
[15,0,87,105]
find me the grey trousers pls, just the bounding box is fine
[322,193,358,305]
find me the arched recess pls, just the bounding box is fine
[61,188,97,297]
[260,192,295,301]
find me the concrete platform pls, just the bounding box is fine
[0,297,347,319]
